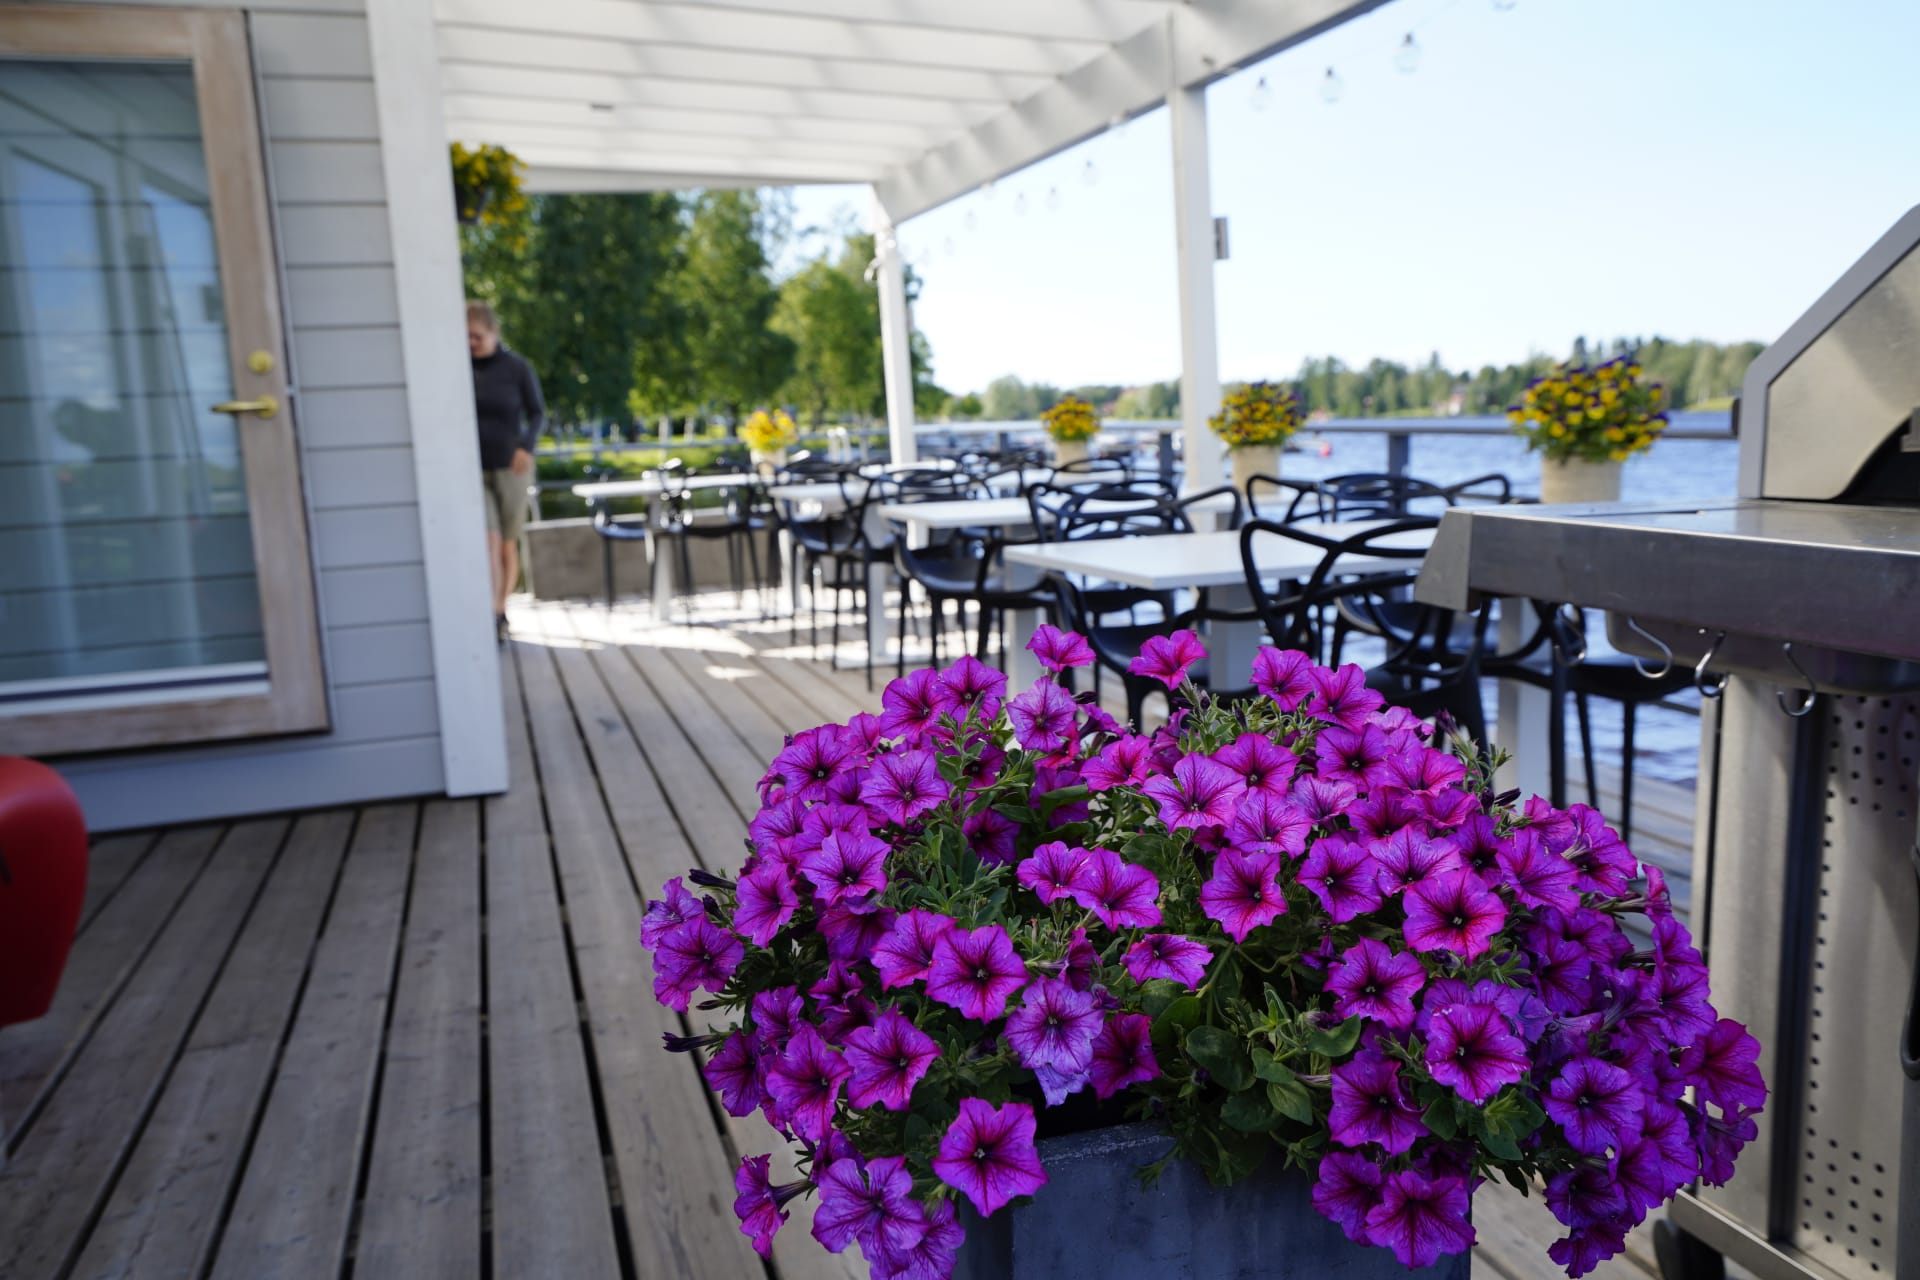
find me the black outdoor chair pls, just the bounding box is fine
[652,465,766,620]
[586,461,661,609]
[788,473,900,687]
[1243,474,1328,524]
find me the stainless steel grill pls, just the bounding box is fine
[1418,206,1920,1280]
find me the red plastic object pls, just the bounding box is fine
[0,756,88,1027]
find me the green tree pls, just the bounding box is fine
[773,257,877,424]
[676,191,794,420]
[981,375,1032,420]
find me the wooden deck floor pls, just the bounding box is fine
[0,594,1696,1280]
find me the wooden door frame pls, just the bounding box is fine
[0,5,329,756]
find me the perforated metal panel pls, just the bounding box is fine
[1788,695,1919,1277]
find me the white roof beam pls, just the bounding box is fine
[449,120,914,165]
[436,28,1049,103]
[524,165,839,194]
[433,0,1097,77]
[875,0,1389,221]
[518,145,877,184]
[524,0,1168,46]
[443,95,942,148]
[437,64,995,130]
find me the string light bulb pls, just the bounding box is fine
[1045,185,1061,212]
[1395,33,1421,74]
[1250,75,1273,112]
[963,209,978,232]
[942,235,956,257]
[1081,157,1098,187]
[1319,67,1345,104]
[1014,191,1029,217]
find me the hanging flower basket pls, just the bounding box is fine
[450,141,526,228]
[642,630,1766,1280]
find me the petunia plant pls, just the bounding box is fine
[642,629,1765,1279]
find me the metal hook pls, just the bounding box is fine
[1777,642,1818,717]
[1551,602,1588,666]
[1622,615,1674,679]
[1694,629,1729,699]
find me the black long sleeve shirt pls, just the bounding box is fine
[472,346,546,469]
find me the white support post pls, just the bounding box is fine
[869,189,918,467]
[1169,83,1223,494]
[366,0,509,796]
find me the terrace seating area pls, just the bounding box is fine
[0,589,1708,1280]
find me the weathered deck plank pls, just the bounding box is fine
[207,805,416,1280]
[72,811,355,1280]
[77,831,160,932]
[0,819,286,1280]
[354,799,485,1280]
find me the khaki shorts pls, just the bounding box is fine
[483,467,530,542]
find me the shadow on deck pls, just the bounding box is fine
[0,593,1697,1280]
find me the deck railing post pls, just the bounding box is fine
[1387,431,1410,479]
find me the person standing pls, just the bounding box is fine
[468,300,545,643]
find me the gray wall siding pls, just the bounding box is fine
[48,1,448,832]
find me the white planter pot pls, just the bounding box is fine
[1230,444,1280,496]
[750,446,788,477]
[1539,457,1622,504]
[1053,437,1090,466]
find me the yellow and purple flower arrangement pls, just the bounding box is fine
[741,408,799,454]
[1040,394,1101,443]
[1509,357,1669,463]
[642,631,1764,1279]
[1209,381,1303,450]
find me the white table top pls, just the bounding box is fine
[1000,521,1435,591]
[573,472,752,499]
[771,467,1058,514]
[878,489,1237,532]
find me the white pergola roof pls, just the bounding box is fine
[432,0,1388,220]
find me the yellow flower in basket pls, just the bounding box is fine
[1509,356,1667,464]
[1041,395,1101,443]
[741,409,799,453]
[1208,381,1303,450]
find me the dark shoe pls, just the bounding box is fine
[495,614,509,645]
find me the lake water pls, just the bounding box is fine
[1277,412,1737,791]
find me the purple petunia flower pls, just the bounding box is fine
[1289,775,1359,826]
[641,876,704,949]
[1325,937,1425,1030]
[734,1154,805,1258]
[1128,629,1206,690]
[1403,870,1507,959]
[844,1008,940,1111]
[1562,804,1638,897]
[925,924,1029,1022]
[1545,1055,1645,1155]
[1225,791,1313,859]
[813,1153,927,1256]
[734,863,799,946]
[651,918,744,1012]
[1142,754,1246,829]
[1083,734,1153,791]
[932,1098,1048,1215]
[1251,647,1317,710]
[1088,1012,1159,1098]
[869,1197,965,1280]
[1545,1162,1630,1229]
[1017,841,1092,905]
[962,808,1020,866]
[1424,1001,1528,1104]
[1371,828,1465,897]
[1329,1053,1426,1154]
[1363,1171,1476,1268]
[770,725,858,805]
[1122,934,1213,988]
[1003,977,1102,1074]
[1057,927,1098,991]
[1305,663,1385,731]
[1548,1221,1631,1278]
[1211,733,1298,798]
[1315,724,1402,793]
[765,1023,851,1142]
[1693,1017,1767,1111]
[1199,849,1288,942]
[1066,847,1162,930]
[1698,1106,1759,1186]
[1027,624,1095,672]
[1381,744,1467,796]
[878,668,950,742]
[751,985,806,1051]
[1495,827,1582,913]
[1007,677,1079,753]
[861,749,948,826]
[1346,790,1427,843]
[818,901,896,962]
[798,825,890,907]
[1299,835,1385,923]
[704,1032,764,1117]
[871,909,956,989]
[939,654,1008,724]
[1311,1151,1385,1246]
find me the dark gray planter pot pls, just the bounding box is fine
[950,1123,1470,1280]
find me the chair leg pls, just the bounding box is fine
[929,596,944,669]
[896,579,910,680]
[1619,702,1637,846]
[602,536,615,610]
[1548,667,1568,809]
[975,603,993,660]
[1575,692,1598,808]
[1125,677,1145,729]
[831,577,844,670]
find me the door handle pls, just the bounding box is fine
[210,395,278,419]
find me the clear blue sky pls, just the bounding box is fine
[780,0,1919,397]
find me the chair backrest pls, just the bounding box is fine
[1026,479,1183,543]
[1173,483,1245,531]
[1441,471,1514,506]
[1052,455,1132,482]
[1237,517,1437,657]
[1243,474,1327,524]
[1319,472,1452,521]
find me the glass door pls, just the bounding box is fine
[0,8,326,754]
